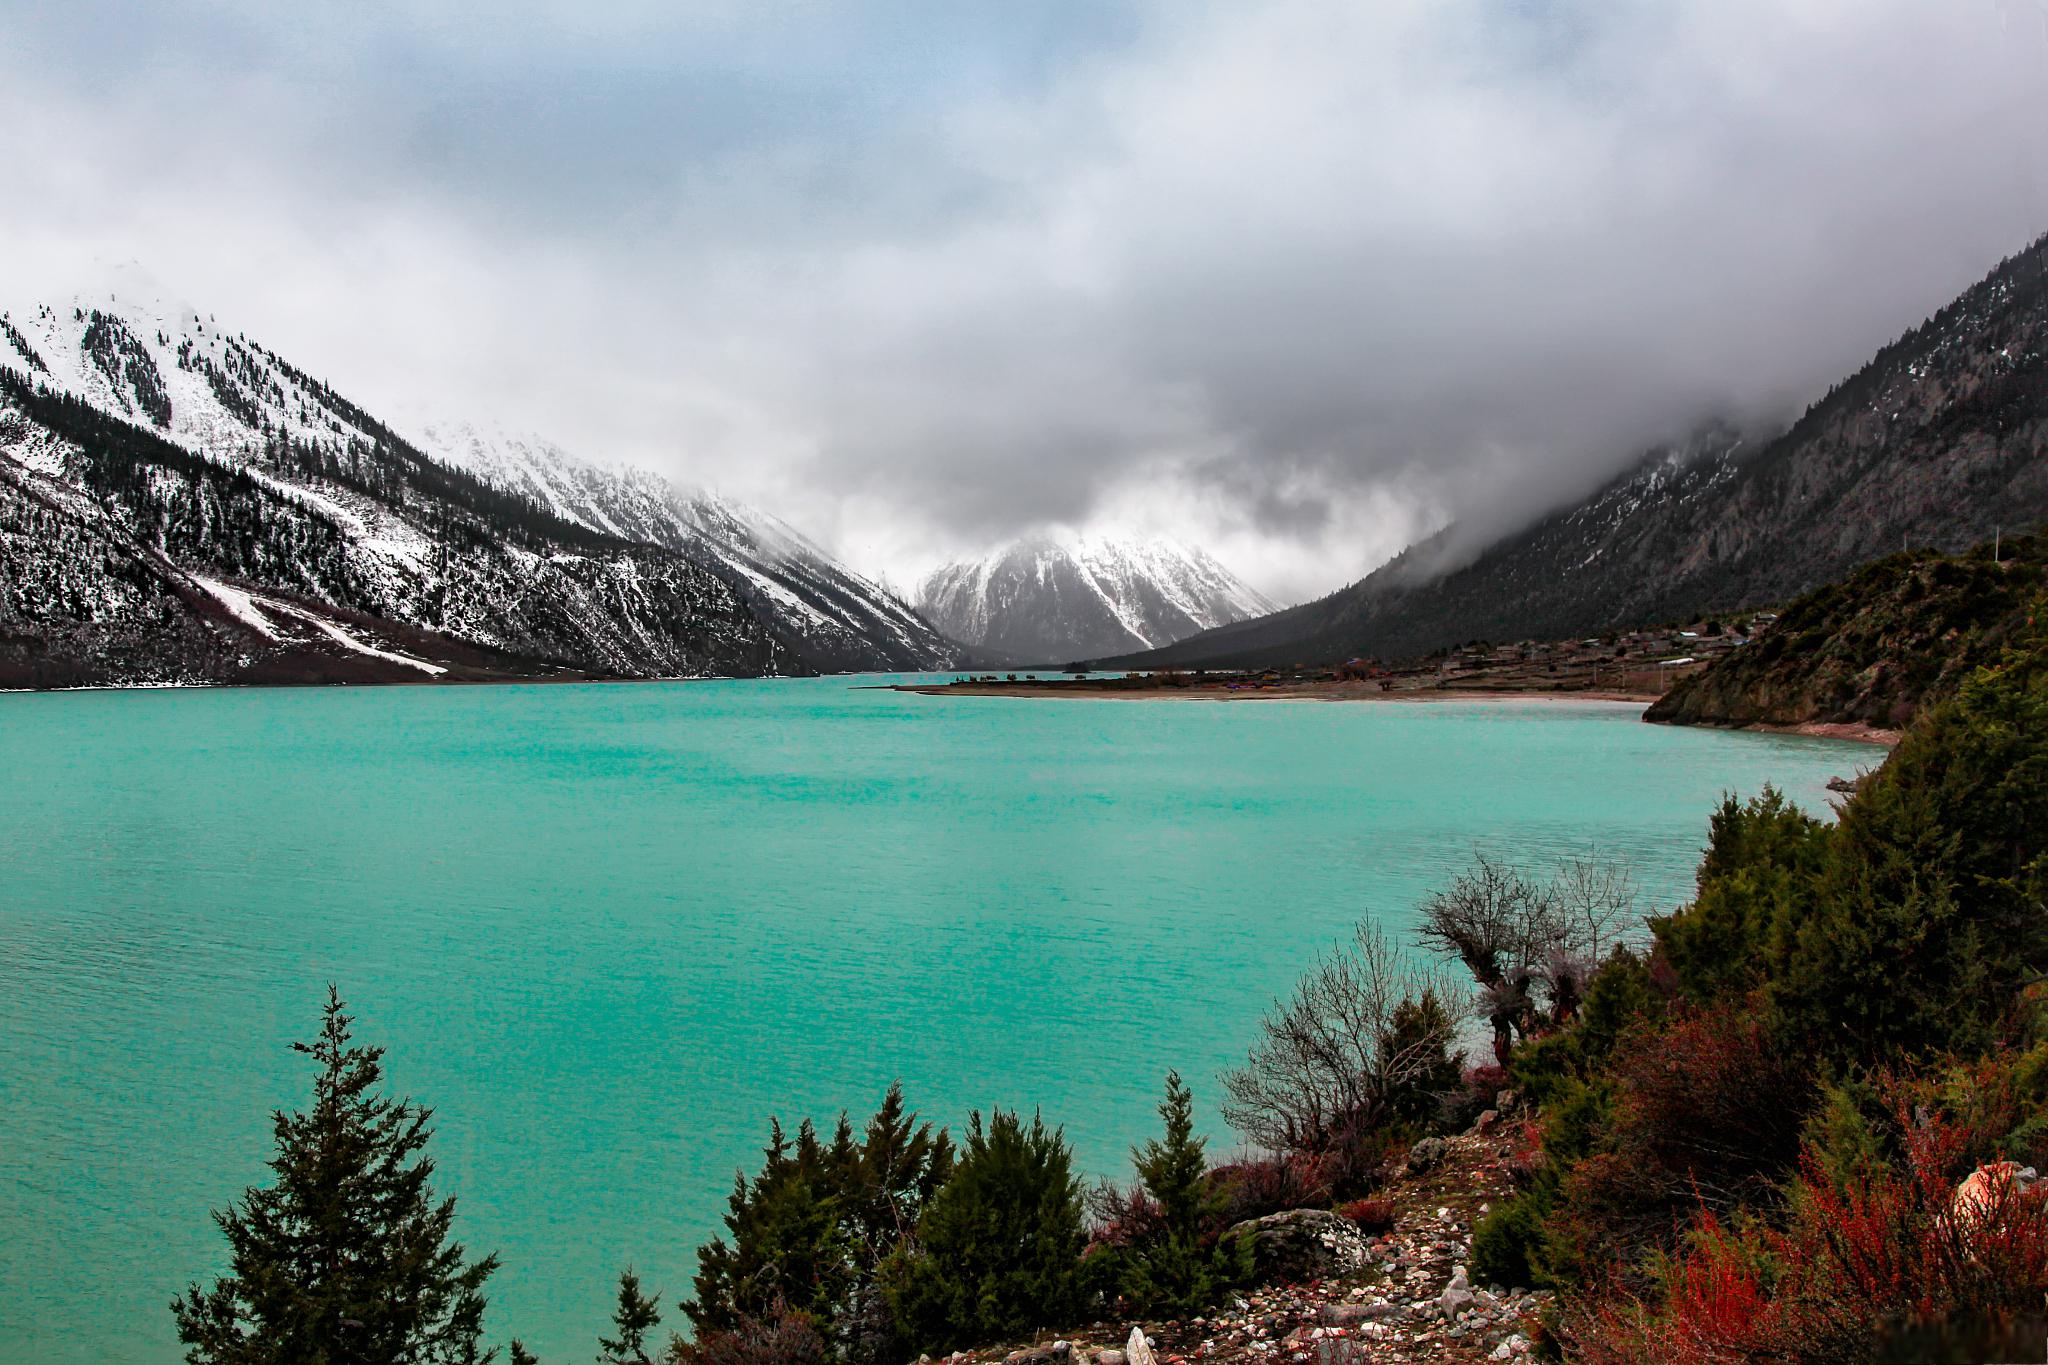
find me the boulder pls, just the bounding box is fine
[1319,1302,1399,1326]
[1124,1326,1157,1365]
[1223,1209,1367,1283]
[1094,1352,1126,1365]
[1439,1268,1475,1318]
[1003,1346,1069,1365]
[1404,1137,1448,1174]
[1951,1161,2040,1233]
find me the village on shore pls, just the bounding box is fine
[899,613,1775,705]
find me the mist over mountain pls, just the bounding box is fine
[1109,232,2048,671]
[916,533,1275,665]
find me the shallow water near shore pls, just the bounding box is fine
[0,677,1870,1362]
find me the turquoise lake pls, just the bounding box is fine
[0,678,1873,1363]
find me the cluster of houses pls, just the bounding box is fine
[1403,612,1781,695]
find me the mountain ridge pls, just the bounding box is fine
[1103,232,2048,670]
[0,281,960,687]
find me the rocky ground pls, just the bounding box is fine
[927,1122,1545,1365]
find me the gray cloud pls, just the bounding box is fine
[3,0,2045,602]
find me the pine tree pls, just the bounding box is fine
[1133,1071,1208,1230]
[685,1085,950,1363]
[597,1270,661,1365]
[886,1108,1087,1354]
[1113,1073,1248,1317]
[171,986,500,1365]
[599,1276,659,1364]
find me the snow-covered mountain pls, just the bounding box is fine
[916,532,1276,664]
[0,268,956,688]
[404,419,957,674]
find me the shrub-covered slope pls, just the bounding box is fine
[1645,529,2046,731]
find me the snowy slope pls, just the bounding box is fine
[0,268,948,686]
[915,532,1276,663]
[406,419,959,673]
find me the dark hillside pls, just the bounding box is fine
[1109,232,2048,670]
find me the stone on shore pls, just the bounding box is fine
[1223,1209,1368,1283]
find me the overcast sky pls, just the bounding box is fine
[4,1,2046,602]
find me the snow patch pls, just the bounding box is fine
[186,573,280,640]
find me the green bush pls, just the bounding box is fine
[1469,1190,1549,1290]
[1772,637,2048,1062]
[1094,1073,1252,1318]
[1652,788,1830,1003]
[687,1085,951,1365]
[886,1109,1088,1354]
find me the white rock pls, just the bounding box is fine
[1440,1268,1476,1317]
[1124,1327,1156,1365]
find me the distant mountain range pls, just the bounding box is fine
[916,532,1276,664]
[1108,232,2048,671]
[0,272,958,688]
[9,232,2044,692]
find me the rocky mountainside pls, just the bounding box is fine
[916,532,1275,664]
[1645,529,2047,733]
[1114,232,2048,671]
[405,419,958,674]
[0,275,957,688]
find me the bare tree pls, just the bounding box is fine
[1416,851,1643,1063]
[1542,852,1640,1021]
[1415,854,1557,1064]
[1221,922,1458,1157]
[1547,852,1638,961]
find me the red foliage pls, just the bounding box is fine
[1605,1002,1810,1200]
[1336,1197,1396,1232]
[668,1309,827,1365]
[1465,1063,1510,1093]
[1506,1116,1545,1185]
[1210,1153,1334,1225]
[1569,1085,2048,1364]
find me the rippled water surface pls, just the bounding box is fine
[0,678,1871,1362]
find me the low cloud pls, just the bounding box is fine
[3,1,2045,602]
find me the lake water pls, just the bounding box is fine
[0,678,1870,1363]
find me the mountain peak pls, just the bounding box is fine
[916,530,1275,664]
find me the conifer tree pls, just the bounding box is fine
[171,987,500,1365]
[1113,1073,1248,1317]
[597,1270,661,1365]
[886,1108,1087,1353]
[686,1085,950,1363]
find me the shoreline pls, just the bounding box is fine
[1646,714,1902,747]
[890,680,1901,745]
[888,681,1656,705]
[2,673,1899,745]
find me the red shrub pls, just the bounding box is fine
[1606,1002,1811,1201]
[1336,1197,1397,1232]
[1211,1153,1334,1225]
[1568,1081,2048,1363]
[668,1309,827,1365]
